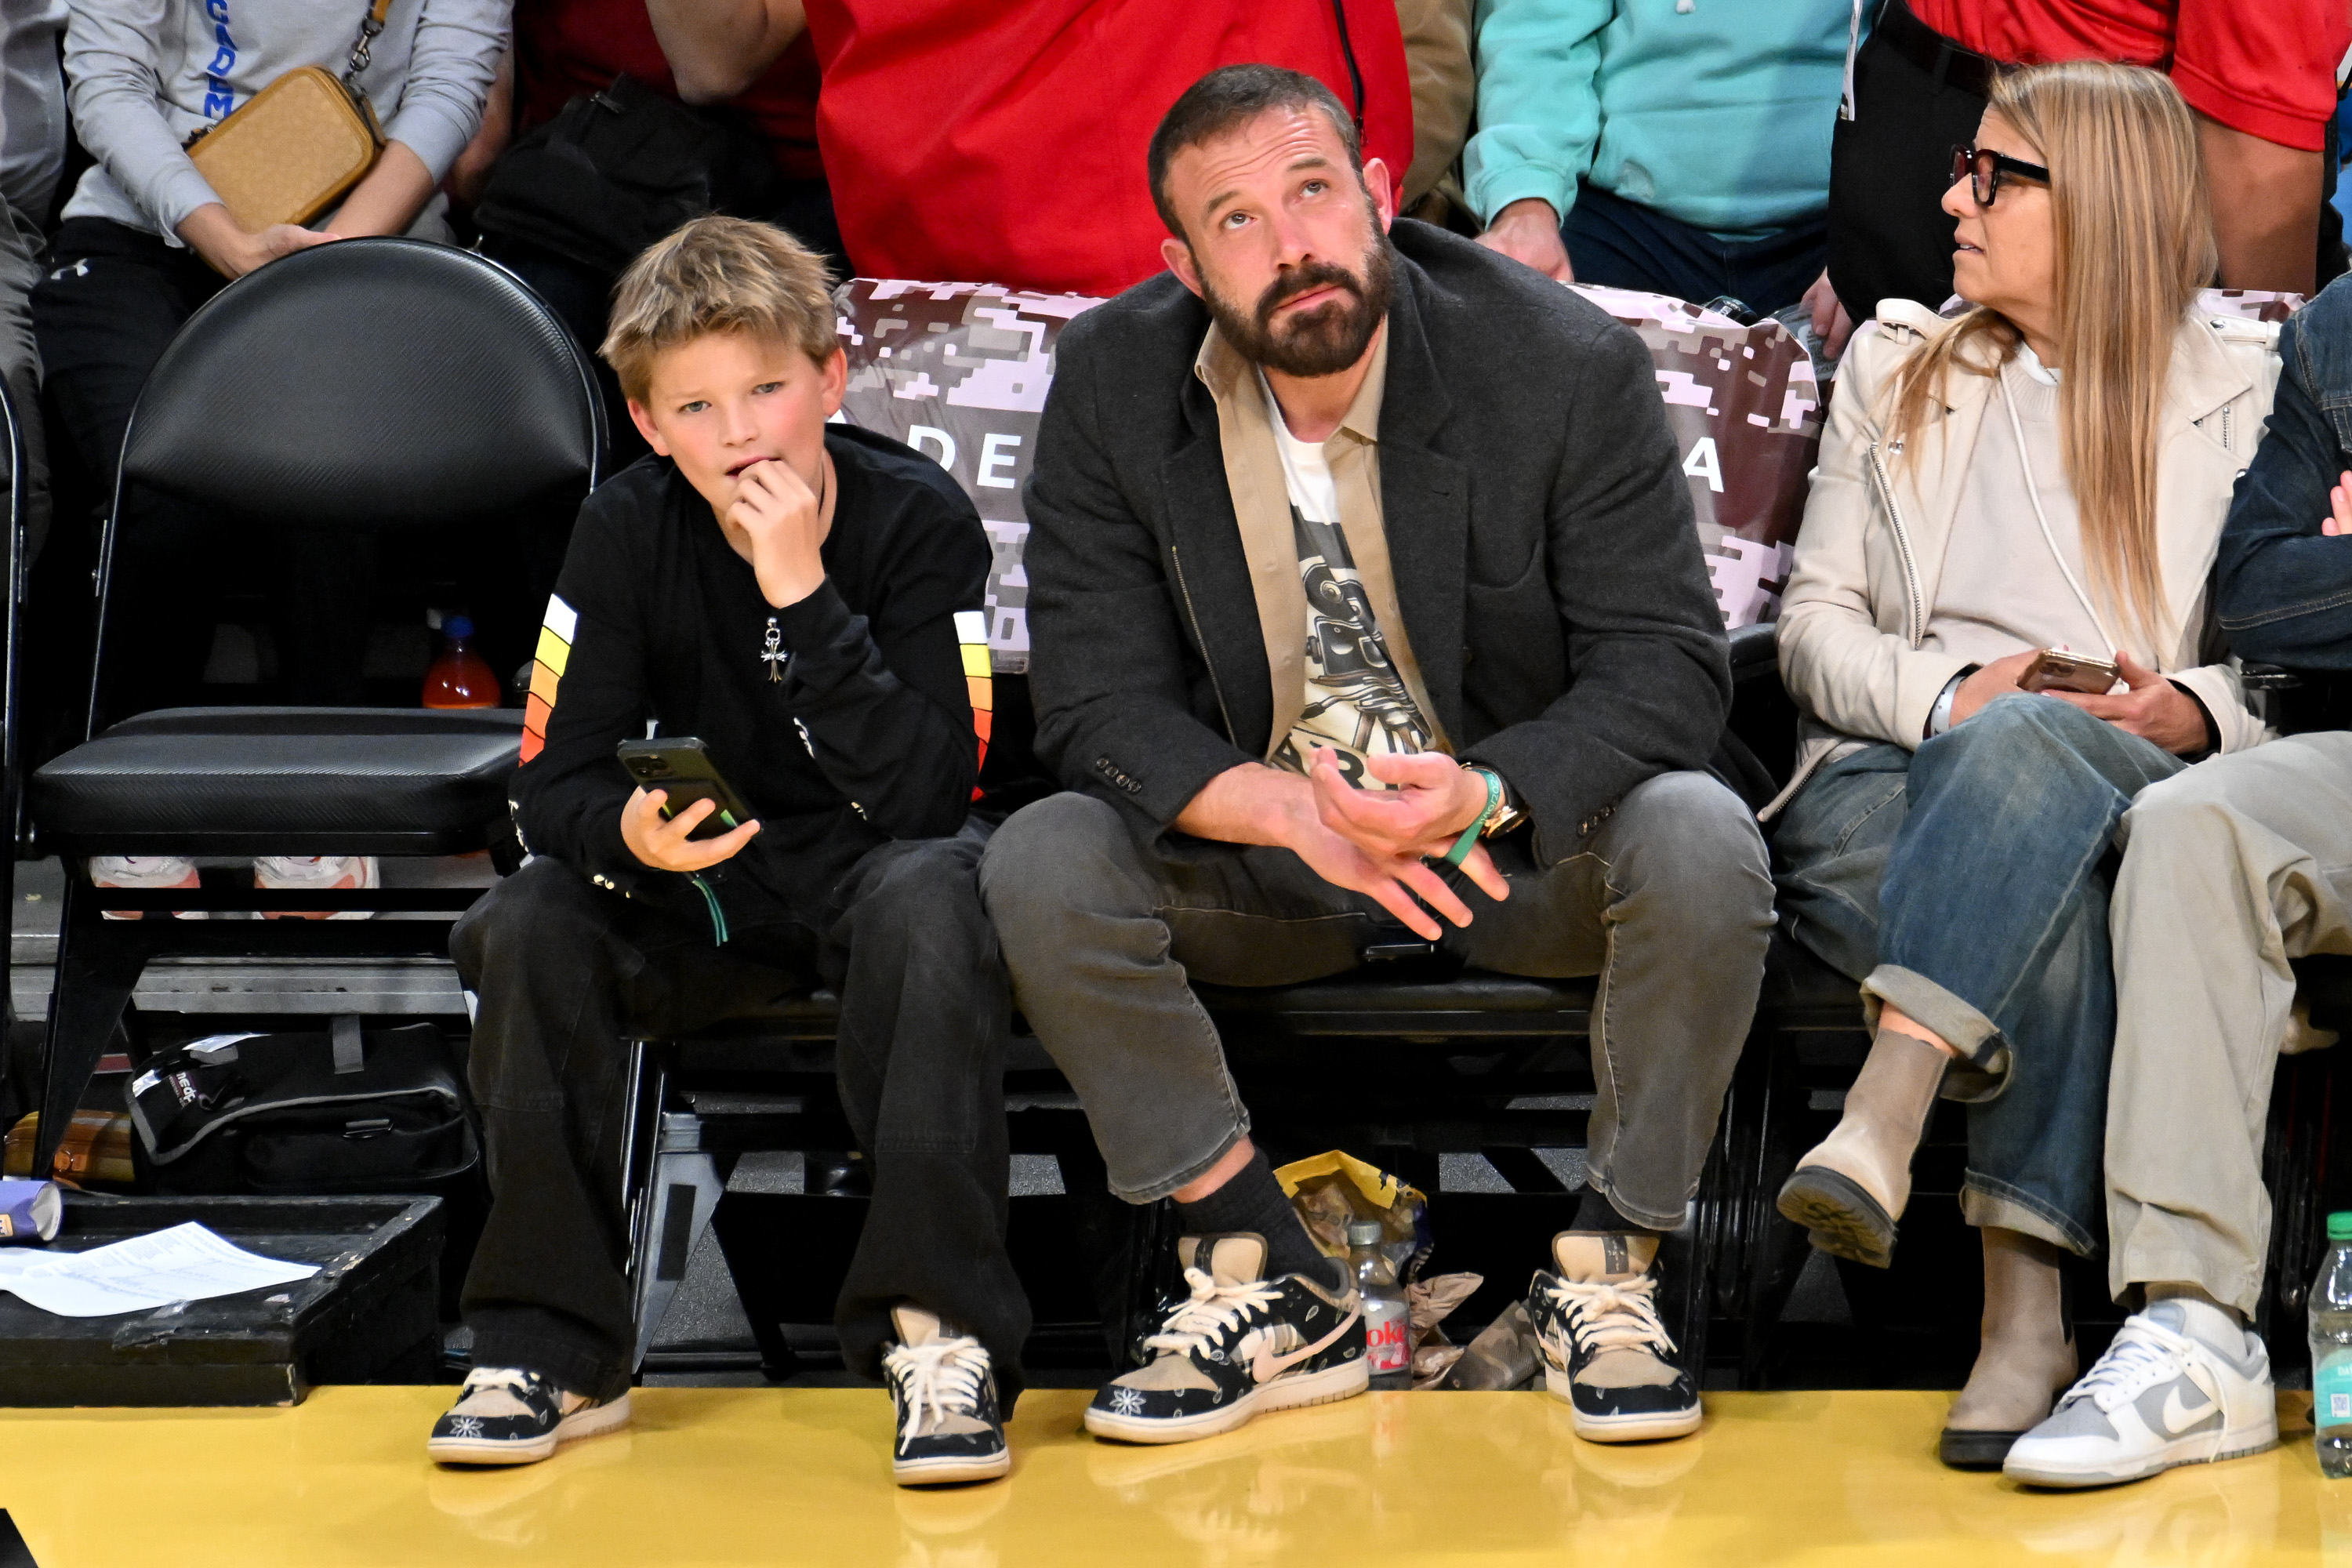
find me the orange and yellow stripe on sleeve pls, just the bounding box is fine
[957,610,990,797]
[520,594,577,764]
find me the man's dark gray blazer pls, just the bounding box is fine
[1021,218,1730,866]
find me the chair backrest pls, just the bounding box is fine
[1,372,21,862]
[118,238,603,529]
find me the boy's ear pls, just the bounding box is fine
[625,397,671,457]
[820,346,847,421]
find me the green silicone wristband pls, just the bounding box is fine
[1441,767,1501,868]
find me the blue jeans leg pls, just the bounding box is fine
[1870,695,2186,1252]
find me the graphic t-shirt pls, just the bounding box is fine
[1261,374,1436,789]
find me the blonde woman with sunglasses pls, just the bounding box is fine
[1762,60,2281,1472]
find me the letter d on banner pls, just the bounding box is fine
[908,426,957,472]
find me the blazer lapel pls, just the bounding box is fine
[1160,414,1275,757]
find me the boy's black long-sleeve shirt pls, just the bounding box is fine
[514,425,992,929]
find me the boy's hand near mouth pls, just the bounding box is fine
[724,452,833,609]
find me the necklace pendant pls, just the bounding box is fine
[760,617,787,684]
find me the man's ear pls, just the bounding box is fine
[819,345,848,420]
[626,397,670,457]
[1362,156,1397,232]
[1162,235,1205,299]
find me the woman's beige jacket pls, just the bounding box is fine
[1764,299,2283,818]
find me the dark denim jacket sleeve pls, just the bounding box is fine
[2213,279,2352,671]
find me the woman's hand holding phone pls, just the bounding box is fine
[2044,651,2207,753]
[621,786,761,872]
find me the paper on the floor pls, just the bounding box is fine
[0,1222,318,1316]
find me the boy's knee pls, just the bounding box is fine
[451,858,603,982]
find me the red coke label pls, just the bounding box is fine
[1364,1299,1411,1373]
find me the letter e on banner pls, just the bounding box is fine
[907,426,957,472]
[976,433,1023,489]
[1682,436,1724,494]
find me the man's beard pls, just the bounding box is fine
[1200,237,1394,378]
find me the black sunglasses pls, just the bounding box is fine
[1951,144,2051,208]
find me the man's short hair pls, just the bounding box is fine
[601,215,837,403]
[1147,64,1362,238]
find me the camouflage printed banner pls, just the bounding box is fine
[835,281,1101,673]
[835,275,1830,667]
[1566,284,1823,630]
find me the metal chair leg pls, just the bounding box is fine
[34,874,146,1174]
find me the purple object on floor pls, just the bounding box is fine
[0,1180,62,1243]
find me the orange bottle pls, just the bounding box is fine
[423,614,501,710]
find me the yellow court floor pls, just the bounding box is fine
[2,1387,2349,1566]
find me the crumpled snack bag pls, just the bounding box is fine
[1274,1149,1429,1283]
[1406,1272,1484,1388]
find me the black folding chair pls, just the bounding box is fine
[1,372,25,998]
[26,238,602,1174]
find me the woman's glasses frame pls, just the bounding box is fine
[1951,144,2051,209]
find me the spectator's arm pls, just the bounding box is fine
[2213,303,2352,670]
[374,0,508,189]
[645,0,806,105]
[443,48,514,212]
[1461,0,1610,227]
[321,142,436,237]
[1458,319,1730,867]
[2199,114,2321,296]
[1022,314,1257,833]
[61,0,223,238]
[772,492,989,841]
[1776,323,1972,746]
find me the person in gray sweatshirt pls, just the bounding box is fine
[31,0,507,720]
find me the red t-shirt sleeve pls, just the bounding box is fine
[2172,0,2347,151]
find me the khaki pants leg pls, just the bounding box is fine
[2106,734,2352,1316]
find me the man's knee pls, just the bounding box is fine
[1606,770,1773,910]
[978,791,1146,951]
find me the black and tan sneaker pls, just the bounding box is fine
[1526,1232,1701,1443]
[1085,1232,1367,1445]
[426,1367,631,1465]
[881,1305,1011,1486]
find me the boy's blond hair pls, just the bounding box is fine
[601,216,839,403]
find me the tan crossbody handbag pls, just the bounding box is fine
[183,0,394,230]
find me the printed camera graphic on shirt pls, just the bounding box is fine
[832,276,1835,660]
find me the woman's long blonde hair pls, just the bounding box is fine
[1884,60,2215,649]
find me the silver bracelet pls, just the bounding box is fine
[1926,670,1969,738]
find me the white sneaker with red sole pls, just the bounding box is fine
[255,855,379,920]
[89,855,204,920]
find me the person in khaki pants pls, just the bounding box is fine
[2002,274,2352,1491]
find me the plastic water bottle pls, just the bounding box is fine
[422,614,500,710]
[1348,1220,1411,1390]
[2310,1211,2352,1478]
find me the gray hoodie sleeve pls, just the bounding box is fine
[378,0,506,183]
[64,0,222,237]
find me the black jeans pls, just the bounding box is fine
[31,217,372,717]
[1824,2,1992,327]
[1564,184,1828,318]
[452,819,1028,1405]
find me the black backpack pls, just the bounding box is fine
[126,1020,479,1196]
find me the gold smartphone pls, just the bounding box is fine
[2018,648,2121,695]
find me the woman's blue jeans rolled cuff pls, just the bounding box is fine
[1860,962,2012,1098]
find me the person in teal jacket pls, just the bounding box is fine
[1470,0,1857,347]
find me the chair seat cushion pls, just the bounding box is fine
[31,706,524,855]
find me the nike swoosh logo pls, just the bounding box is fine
[2160,1385,2212,1436]
[1252,1301,1362,1384]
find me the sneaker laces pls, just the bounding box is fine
[2063,1315,2195,1413]
[883,1334,989,1450]
[1142,1265,1287,1362]
[451,1367,553,1415]
[1544,1273,1678,1359]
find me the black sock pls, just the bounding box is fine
[1174,1148,1328,1280]
[1573,1185,1667,1239]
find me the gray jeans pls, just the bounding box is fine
[2107,732,2352,1315]
[977,771,1774,1230]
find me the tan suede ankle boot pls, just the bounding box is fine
[1940,1227,2077,1469]
[1774,1025,1948,1268]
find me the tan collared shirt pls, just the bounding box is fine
[1192,322,1449,779]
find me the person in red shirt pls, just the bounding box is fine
[797,0,1415,297]
[471,0,834,460]
[1827,0,2349,324]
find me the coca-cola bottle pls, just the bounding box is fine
[1348,1219,1411,1390]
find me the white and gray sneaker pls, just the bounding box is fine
[426,1367,632,1465]
[2003,1298,2276,1489]
[882,1306,1011,1486]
